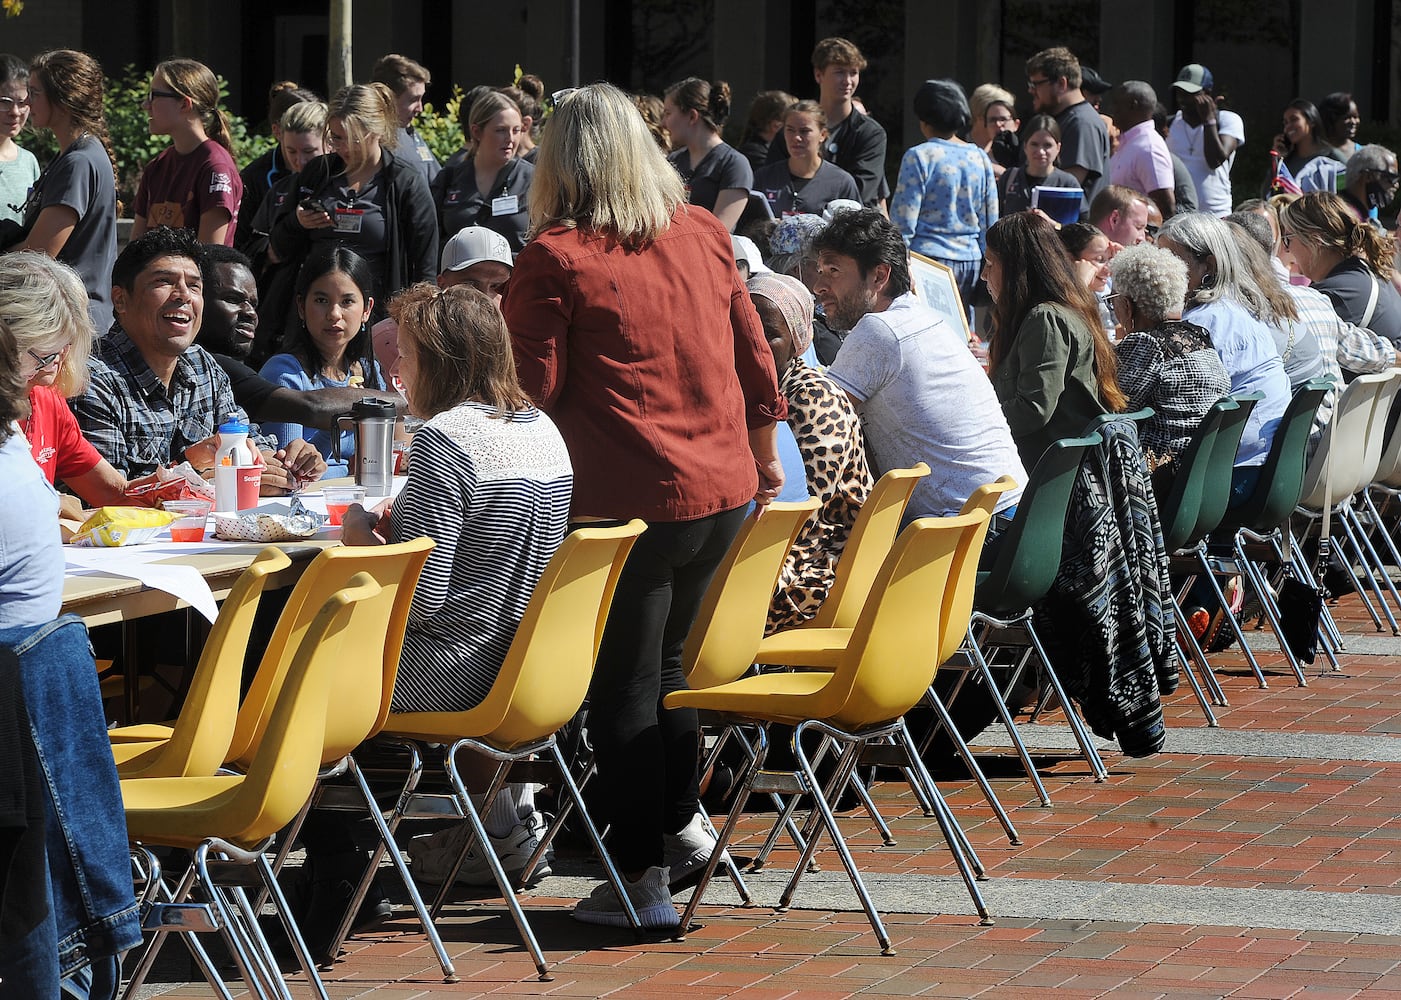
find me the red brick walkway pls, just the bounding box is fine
[142,595,1401,998]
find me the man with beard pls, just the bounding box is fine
[813,208,1025,524]
[198,244,404,427]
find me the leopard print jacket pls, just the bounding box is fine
[767,359,874,631]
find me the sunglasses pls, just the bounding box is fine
[144,88,183,103]
[29,346,66,371]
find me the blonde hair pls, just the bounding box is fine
[280,100,328,136]
[970,84,1016,126]
[326,83,400,151]
[155,58,233,150]
[0,253,94,398]
[1279,191,1395,279]
[530,83,685,248]
[467,91,520,157]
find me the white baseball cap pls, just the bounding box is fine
[440,226,513,273]
[731,235,772,274]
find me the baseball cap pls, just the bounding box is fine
[1172,64,1214,95]
[731,235,771,274]
[440,226,513,273]
[1080,66,1112,96]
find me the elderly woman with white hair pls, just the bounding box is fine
[749,272,873,629]
[1156,211,1290,497]
[1109,242,1231,488]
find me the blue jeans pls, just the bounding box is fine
[0,616,141,994]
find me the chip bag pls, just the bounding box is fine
[122,462,215,508]
[69,506,179,547]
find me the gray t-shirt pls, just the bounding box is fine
[0,145,39,225]
[1055,100,1111,212]
[826,293,1026,522]
[25,136,117,336]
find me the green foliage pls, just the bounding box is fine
[21,65,271,212]
[414,86,466,164]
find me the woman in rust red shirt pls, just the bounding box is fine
[504,83,785,929]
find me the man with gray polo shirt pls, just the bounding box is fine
[811,208,1025,525]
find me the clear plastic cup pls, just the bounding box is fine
[163,499,213,542]
[323,485,366,527]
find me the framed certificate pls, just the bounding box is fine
[909,251,971,340]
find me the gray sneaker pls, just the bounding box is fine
[663,812,729,886]
[571,866,678,929]
[409,811,553,887]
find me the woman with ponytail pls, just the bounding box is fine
[662,77,752,232]
[129,58,242,245]
[8,49,120,335]
[1279,191,1401,345]
[269,82,437,327]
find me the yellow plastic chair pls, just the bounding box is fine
[683,498,820,689]
[376,521,646,981]
[753,479,1023,848]
[665,511,993,954]
[109,548,293,779]
[803,463,930,630]
[120,577,380,1000]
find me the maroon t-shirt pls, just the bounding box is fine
[133,139,242,245]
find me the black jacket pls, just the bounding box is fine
[270,147,439,299]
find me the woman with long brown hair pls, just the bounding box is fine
[7,49,120,335]
[982,210,1125,469]
[130,58,242,245]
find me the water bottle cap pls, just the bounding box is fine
[218,420,250,434]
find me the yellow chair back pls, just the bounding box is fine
[227,537,434,768]
[386,521,645,749]
[943,477,1018,665]
[812,511,988,730]
[683,499,820,689]
[115,547,291,778]
[810,464,930,629]
[222,575,383,846]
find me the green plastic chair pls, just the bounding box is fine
[944,433,1106,803]
[1213,380,1333,683]
[1154,398,1233,724]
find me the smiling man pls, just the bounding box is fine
[73,226,324,487]
[812,208,1024,524]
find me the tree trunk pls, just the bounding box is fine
[328,0,353,96]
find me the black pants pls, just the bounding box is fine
[587,505,747,871]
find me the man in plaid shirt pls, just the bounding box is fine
[73,227,324,486]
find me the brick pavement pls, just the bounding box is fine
[137,593,1401,998]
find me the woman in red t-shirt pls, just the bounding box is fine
[129,59,243,246]
[1,254,128,516]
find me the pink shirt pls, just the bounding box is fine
[1110,121,1175,197]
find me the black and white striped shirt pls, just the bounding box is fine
[389,400,572,713]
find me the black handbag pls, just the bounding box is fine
[1275,567,1323,664]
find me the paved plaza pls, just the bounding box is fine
[139,595,1401,998]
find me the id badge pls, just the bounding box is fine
[334,207,365,234]
[491,195,519,217]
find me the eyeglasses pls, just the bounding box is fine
[1145,224,1160,240]
[143,88,183,104]
[1280,233,1296,249]
[1105,292,1123,309]
[324,131,360,146]
[0,96,29,112]
[28,346,66,372]
[1027,77,1052,91]
[987,114,1015,126]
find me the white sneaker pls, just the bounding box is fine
[571,866,678,929]
[663,812,729,886]
[409,812,552,887]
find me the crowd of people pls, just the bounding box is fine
[3,31,1401,993]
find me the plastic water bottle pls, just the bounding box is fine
[213,421,261,511]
